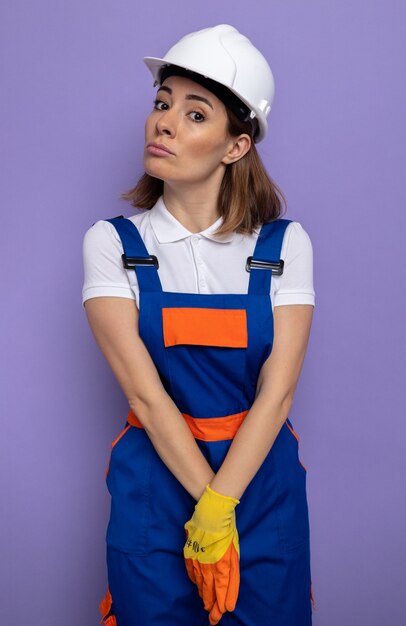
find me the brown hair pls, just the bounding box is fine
[120,108,287,236]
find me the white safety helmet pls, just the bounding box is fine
[143,24,275,143]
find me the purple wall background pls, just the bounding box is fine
[1,1,405,624]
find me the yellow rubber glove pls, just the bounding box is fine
[184,483,241,625]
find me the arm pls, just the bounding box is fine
[84,296,214,500]
[210,303,314,500]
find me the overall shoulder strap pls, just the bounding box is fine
[105,216,162,293]
[247,219,292,295]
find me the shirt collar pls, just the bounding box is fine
[149,196,236,244]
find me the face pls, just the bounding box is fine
[144,75,241,187]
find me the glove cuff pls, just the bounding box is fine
[206,483,240,506]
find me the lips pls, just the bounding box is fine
[146,142,175,156]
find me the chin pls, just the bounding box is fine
[144,165,165,181]
[144,160,175,183]
[144,157,164,173]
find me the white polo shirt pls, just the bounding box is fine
[82,196,315,309]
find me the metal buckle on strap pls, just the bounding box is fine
[122,254,159,269]
[246,256,284,276]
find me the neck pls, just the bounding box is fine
[162,175,224,234]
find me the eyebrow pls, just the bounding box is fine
[157,85,214,110]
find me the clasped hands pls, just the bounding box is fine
[183,483,241,625]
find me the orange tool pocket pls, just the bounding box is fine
[162,307,248,348]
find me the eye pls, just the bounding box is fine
[189,111,205,123]
[153,99,169,111]
[152,99,206,122]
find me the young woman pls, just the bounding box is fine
[82,24,315,626]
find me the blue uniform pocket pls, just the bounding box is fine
[105,424,153,555]
[273,420,310,551]
[161,307,249,415]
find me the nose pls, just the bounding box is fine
[155,107,177,137]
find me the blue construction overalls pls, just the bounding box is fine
[98,216,314,626]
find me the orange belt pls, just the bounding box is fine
[126,408,249,442]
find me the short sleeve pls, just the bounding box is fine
[81,219,139,307]
[273,221,315,307]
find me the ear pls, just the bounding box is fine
[222,134,252,165]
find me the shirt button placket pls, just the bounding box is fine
[191,236,206,292]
